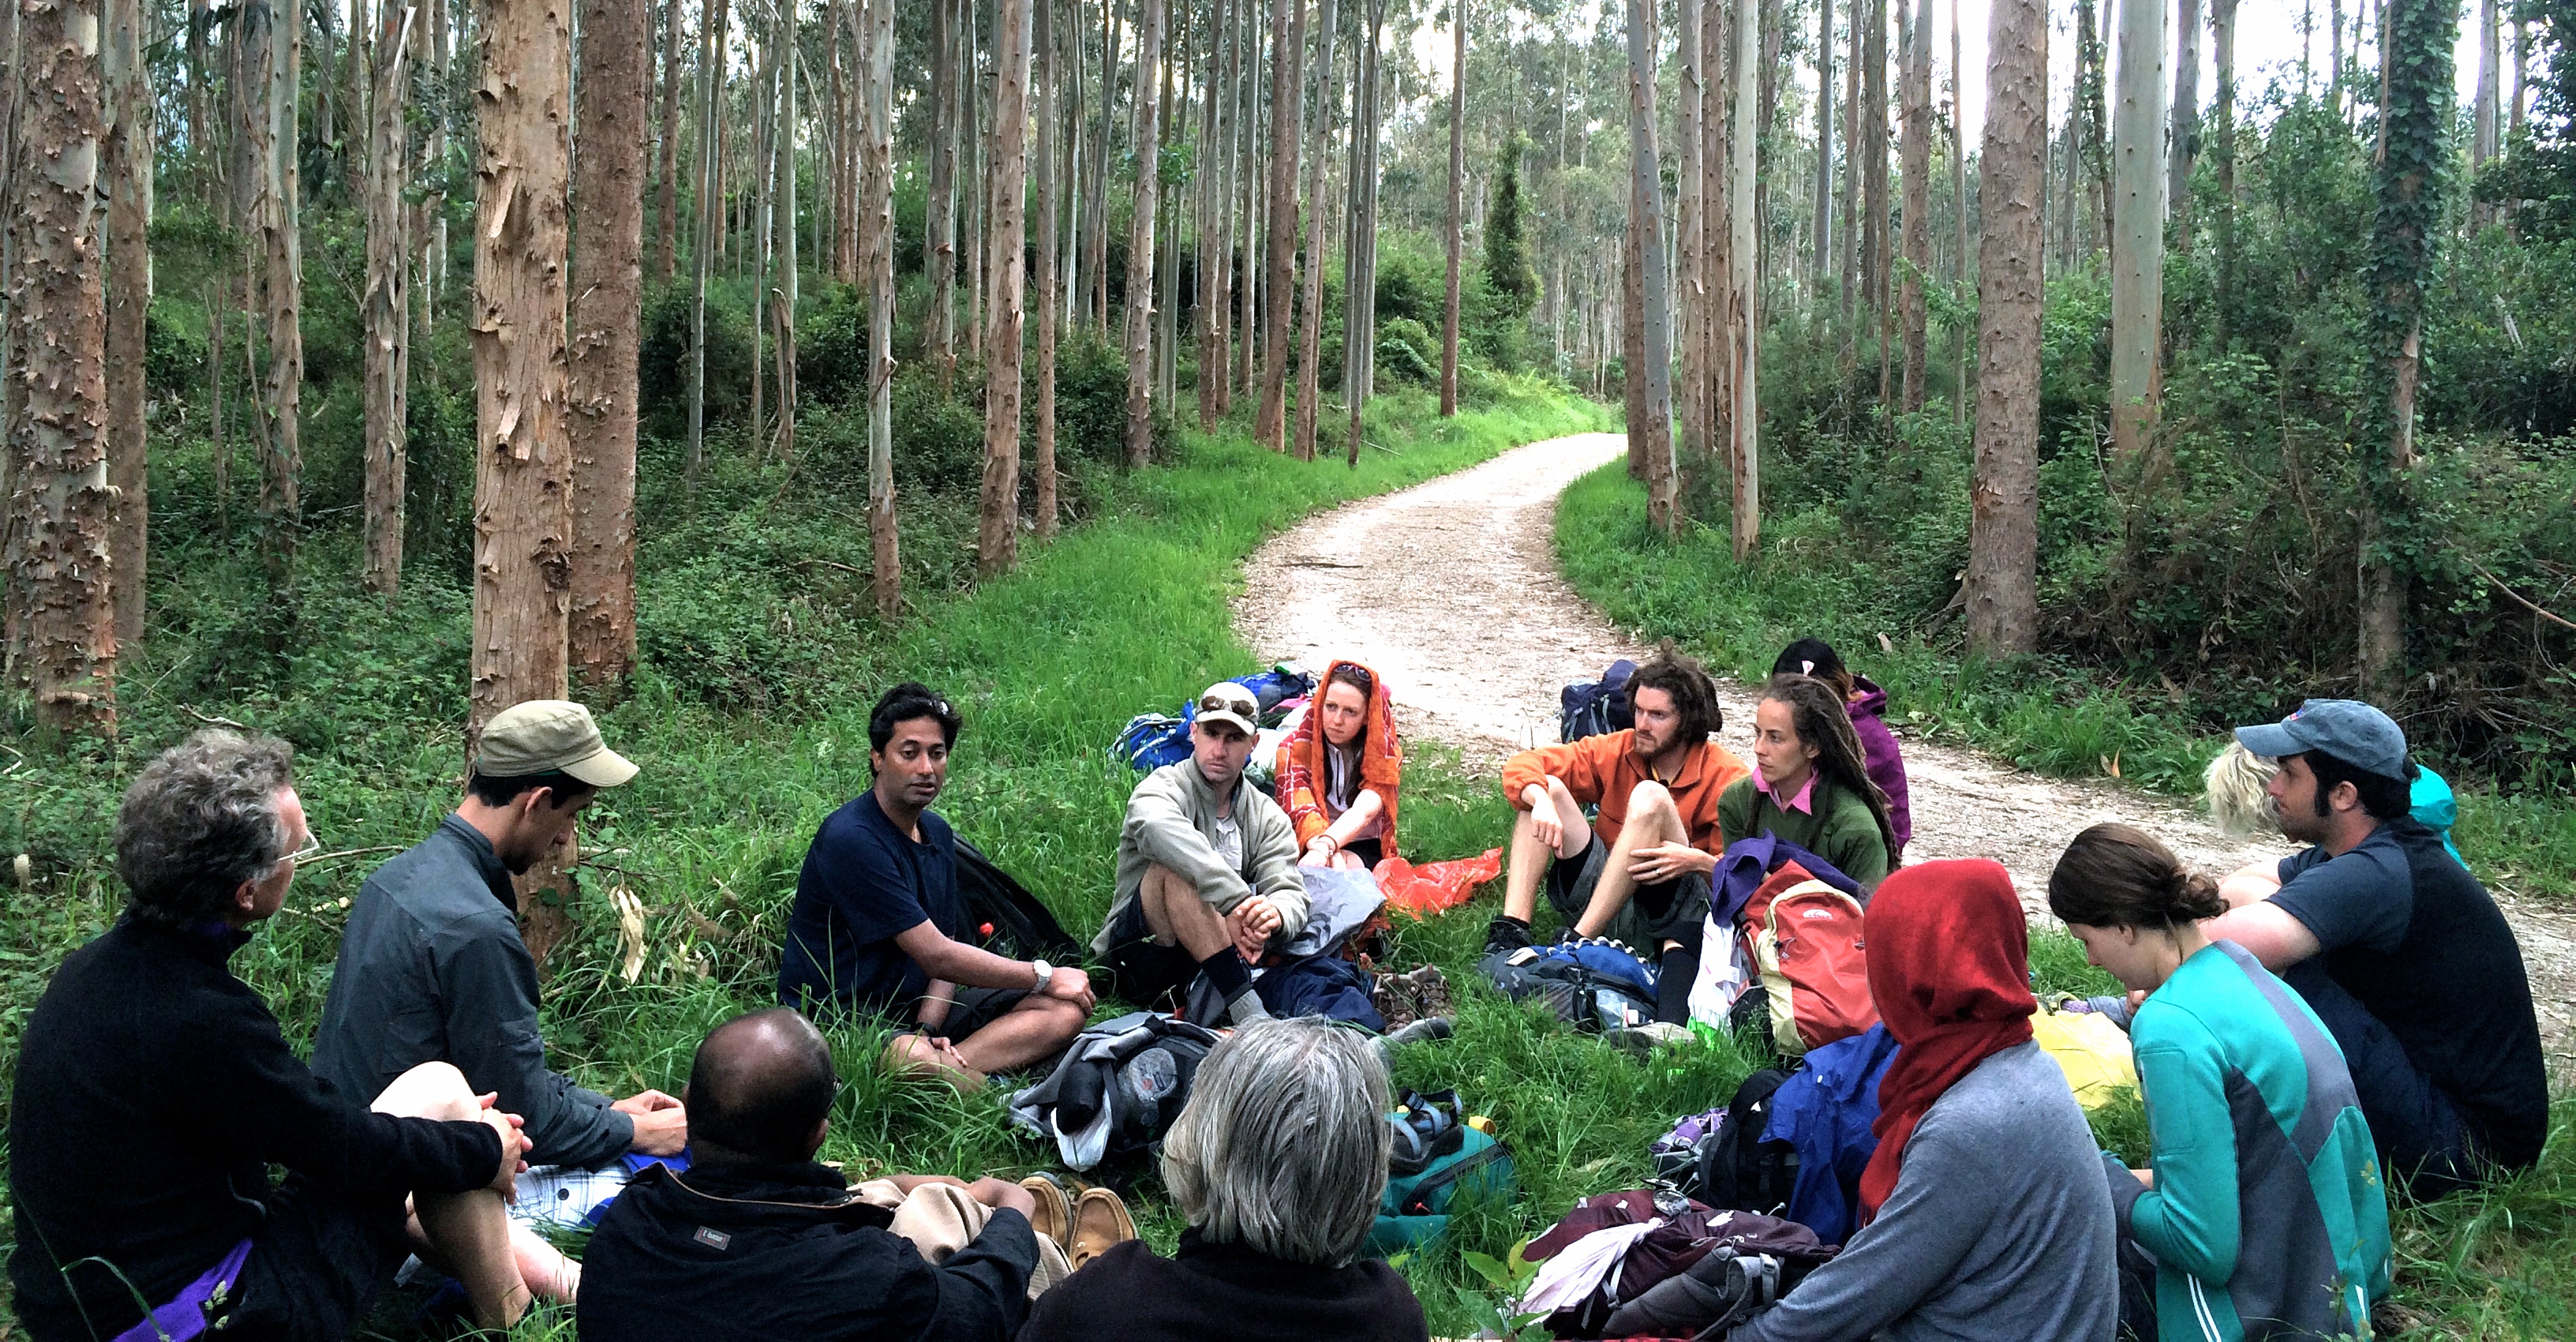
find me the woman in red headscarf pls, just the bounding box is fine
[1730,861,2120,1342]
[1275,660,1402,872]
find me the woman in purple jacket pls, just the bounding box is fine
[1774,639,1911,859]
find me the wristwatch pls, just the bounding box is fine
[1031,958,1054,992]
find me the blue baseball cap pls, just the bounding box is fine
[2233,699,2409,780]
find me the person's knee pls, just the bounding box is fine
[1033,996,1087,1042]
[1627,779,1677,822]
[373,1061,477,1121]
[885,1035,953,1074]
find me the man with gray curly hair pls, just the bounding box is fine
[7,730,575,1342]
[1019,1016,1428,1342]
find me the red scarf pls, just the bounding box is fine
[1856,859,2036,1224]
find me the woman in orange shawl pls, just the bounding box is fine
[1275,660,1402,872]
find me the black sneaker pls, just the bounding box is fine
[1483,915,1533,957]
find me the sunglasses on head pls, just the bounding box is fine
[1200,692,1256,714]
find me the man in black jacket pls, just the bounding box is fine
[8,730,565,1341]
[313,699,687,1168]
[578,1008,1042,1342]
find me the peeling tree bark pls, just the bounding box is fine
[1256,0,1303,452]
[256,0,304,585]
[362,1,412,595]
[104,0,148,648]
[1966,0,2042,656]
[980,0,1031,577]
[864,0,899,614]
[470,0,575,734]
[1728,0,1760,557]
[9,0,118,733]
[2107,0,2166,462]
[1121,0,1166,470]
[568,0,643,691]
[1897,0,1928,413]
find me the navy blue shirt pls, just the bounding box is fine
[779,792,963,1018]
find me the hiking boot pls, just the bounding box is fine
[1068,1186,1137,1269]
[1019,1173,1073,1245]
[1404,965,1456,1020]
[1370,972,1420,1031]
[1484,915,1533,957]
[1616,1021,1696,1055]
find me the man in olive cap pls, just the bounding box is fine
[315,700,687,1169]
[2202,699,2546,1196]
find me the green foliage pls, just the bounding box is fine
[1484,135,1540,318]
[639,279,755,438]
[1377,317,1440,386]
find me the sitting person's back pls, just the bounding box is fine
[1733,863,2116,1342]
[578,1010,1038,1342]
[1020,1016,1429,1342]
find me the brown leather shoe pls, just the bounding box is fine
[1020,1174,1073,1244]
[1068,1186,1137,1268]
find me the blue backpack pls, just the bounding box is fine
[1113,665,1320,771]
[1559,659,1640,742]
[1763,1024,1901,1245]
[1477,936,1661,1036]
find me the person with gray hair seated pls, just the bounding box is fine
[1019,1015,1430,1342]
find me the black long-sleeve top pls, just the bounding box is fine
[7,917,505,1342]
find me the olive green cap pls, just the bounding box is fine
[475,699,638,788]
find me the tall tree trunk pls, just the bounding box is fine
[1088,0,1118,331]
[1152,17,1179,406]
[2107,0,2166,462]
[1624,0,1675,530]
[1812,0,1833,294]
[1256,0,1309,451]
[1839,0,1859,332]
[190,0,212,202]
[470,0,575,740]
[1897,0,1928,412]
[258,0,304,586]
[1728,0,1759,556]
[2473,0,2498,171]
[1236,0,1260,403]
[2213,0,2237,341]
[569,0,646,692]
[865,0,898,613]
[1966,0,2042,655]
[363,1,414,595]
[1622,203,1645,480]
[347,0,370,174]
[1949,0,1965,424]
[1863,0,1889,404]
[9,0,118,731]
[982,0,1032,576]
[2512,8,2526,136]
[654,0,683,280]
[1439,0,1465,418]
[1196,0,1228,429]
[1702,0,1727,482]
[1294,0,1339,459]
[1676,0,1704,494]
[773,0,798,464]
[2170,0,2200,253]
[1121,0,1166,468]
[930,0,960,388]
[2360,0,2455,699]
[687,0,724,492]
[1035,0,1061,538]
[748,24,772,452]
[104,0,149,649]
[2075,0,2106,254]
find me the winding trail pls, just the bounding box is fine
[1235,433,2576,1059]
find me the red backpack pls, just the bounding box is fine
[1740,865,1878,1056]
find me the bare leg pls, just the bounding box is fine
[1136,862,1237,960]
[954,994,1088,1075]
[1572,782,1688,940]
[372,1063,537,1329]
[884,1033,987,1093]
[1500,790,1597,924]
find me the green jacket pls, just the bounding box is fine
[1092,760,1310,960]
[1717,774,1892,888]
[2107,940,2391,1342]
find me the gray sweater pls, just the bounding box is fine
[1734,1041,2118,1342]
[1092,760,1309,959]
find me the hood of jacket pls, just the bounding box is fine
[1846,675,1890,722]
[1275,658,1402,853]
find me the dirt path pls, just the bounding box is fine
[1236,433,2576,1059]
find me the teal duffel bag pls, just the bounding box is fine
[1364,1106,1516,1257]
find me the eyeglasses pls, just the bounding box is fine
[276,832,324,871]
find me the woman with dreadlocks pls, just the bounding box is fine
[1720,675,1901,890]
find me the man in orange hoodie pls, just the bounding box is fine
[1488,649,1750,1026]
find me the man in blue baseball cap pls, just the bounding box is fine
[2202,699,2546,1197]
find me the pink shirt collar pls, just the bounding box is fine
[1753,768,1817,815]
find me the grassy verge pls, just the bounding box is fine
[1558,462,2576,1338]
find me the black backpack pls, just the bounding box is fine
[1701,1066,1802,1216]
[954,837,1081,962]
[1559,658,1640,742]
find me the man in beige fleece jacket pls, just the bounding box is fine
[1092,682,1310,1025]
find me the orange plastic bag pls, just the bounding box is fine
[1371,848,1503,917]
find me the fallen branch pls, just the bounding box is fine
[2469,559,2576,634]
[180,704,248,729]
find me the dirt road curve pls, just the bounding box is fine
[1234,433,2574,1059]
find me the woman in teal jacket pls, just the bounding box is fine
[2050,823,2391,1342]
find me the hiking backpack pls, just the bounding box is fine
[1006,1012,1222,1171]
[1365,1091,1516,1258]
[1741,869,1879,1058]
[1477,936,1660,1036]
[952,838,1082,963]
[1699,1066,1802,1216]
[1558,658,1640,743]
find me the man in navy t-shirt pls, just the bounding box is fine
[780,684,1095,1089]
[2203,699,2546,1196]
